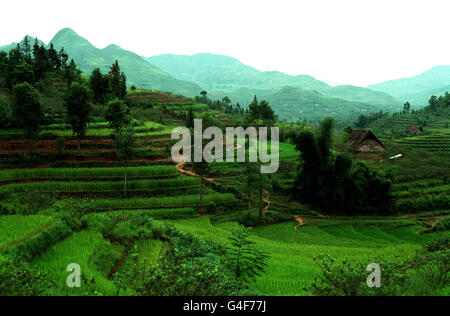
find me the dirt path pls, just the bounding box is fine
[263,190,271,214]
[175,160,214,182]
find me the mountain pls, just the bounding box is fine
[147,53,400,111]
[0,36,45,52]
[368,66,450,107]
[323,85,399,109]
[266,86,374,123]
[147,53,329,93]
[1,29,203,97]
[49,29,202,96]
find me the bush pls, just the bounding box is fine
[434,217,450,232]
[0,260,55,296]
[307,255,409,296]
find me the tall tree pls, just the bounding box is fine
[113,127,138,198]
[33,42,50,81]
[22,36,32,63]
[185,107,194,128]
[403,102,411,114]
[48,44,61,70]
[64,59,81,87]
[248,97,276,216]
[11,82,42,141]
[64,83,92,151]
[105,98,130,132]
[90,68,110,104]
[59,47,69,68]
[428,96,438,112]
[109,60,127,99]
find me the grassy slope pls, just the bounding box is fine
[166,217,424,295]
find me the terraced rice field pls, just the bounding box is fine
[166,217,426,295]
[0,178,200,195]
[0,166,178,182]
[395,129,450,152]
[32,231,117,295]
[0,215,53,252]
[85,193,236,210]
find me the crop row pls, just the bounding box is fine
[0,178,200,194]
[392,184,450,198]
[0,215,53,252]
[81,193,236,210]
[397,193,450,213]
[0,166,178,182]
[394,179,448,191]
[84,208,198,223]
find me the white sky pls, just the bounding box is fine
[1,0,449,86]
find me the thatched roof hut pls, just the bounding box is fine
[406,125,424,135]
[346,130,385,153]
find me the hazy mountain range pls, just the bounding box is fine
[1,28,449,122]
[368,66,450,106]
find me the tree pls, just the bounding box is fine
[0,101,12,129]
[244,161,258,213]
[64,83,92,151]
[191,114,217,212]
[355,114,368,128]
[343,125,353,140]
[222,96,231,106]
[403,102,411,114]
[113,127,138,198]
[11,82,42,140]
[10,61,35,86]
[200,91,207,97]
[64,59,81,87]
[185,107,194,128]
[227,226,269,283]
[48,44,61,70]
[59,47,69,68]
[33,42,50,81]
[109,60,127,99]
[22,36,32,63]
[428,96,438,112]
[248,97,276,216]
[105,98,130,132]
[90,68,110,104]
[292,117,393,215]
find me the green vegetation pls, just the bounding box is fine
[0,178,201,195]
[0,215,53,252]
[0,30,448,297]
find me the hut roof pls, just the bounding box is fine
[346,130,385,150]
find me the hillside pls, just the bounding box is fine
[1,29,203,97]
[266,86,373,123]
[147,53,329,92]
[147,53,400,111]
[369,66,450,107]
[323,85,400,110]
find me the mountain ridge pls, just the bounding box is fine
[1,28,203,97]
[368,65,450,107]
[147,53,400,110]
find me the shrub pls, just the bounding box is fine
[307,255,409,296]
[434,217,450,232]
[0,260,55,296]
